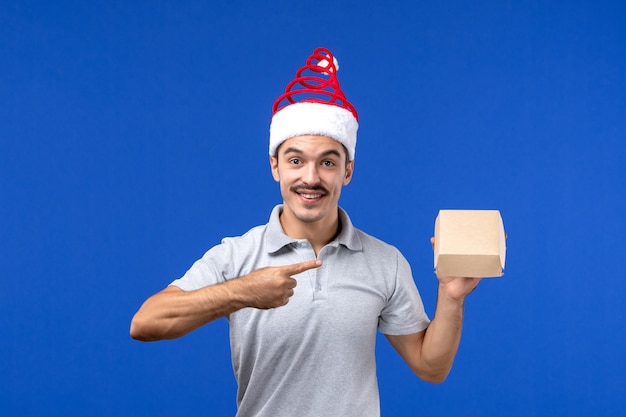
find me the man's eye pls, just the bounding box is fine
[289,158,301,165]
[323,160,335,167]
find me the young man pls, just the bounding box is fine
[130,47,480,417]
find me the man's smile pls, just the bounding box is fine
[300,192,322,199]
[291,185,328,202]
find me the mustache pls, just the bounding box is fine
[290,184,329,194]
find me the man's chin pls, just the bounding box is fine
[282,199,335,224]
[289,204,328,223]
[293,211,324,224]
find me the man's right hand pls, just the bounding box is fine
[241,259,322,309]
[130,259,323,341]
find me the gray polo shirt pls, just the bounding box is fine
[171,205,430,417]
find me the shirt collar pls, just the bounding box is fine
[265,205,363,254]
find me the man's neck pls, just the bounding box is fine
[279,210,341,256]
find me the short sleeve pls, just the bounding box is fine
[378,250,431,335]
[169,241,233,291]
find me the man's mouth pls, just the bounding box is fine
[292,186,327,201]
[300,193,322,202]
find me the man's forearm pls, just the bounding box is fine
[130,279,250,342]
[419,284,466,380]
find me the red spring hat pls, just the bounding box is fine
[269,47,359,160]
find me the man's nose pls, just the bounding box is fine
[302,163,320,184]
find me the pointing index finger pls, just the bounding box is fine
[281,259,323,275]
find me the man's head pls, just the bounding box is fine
[270,135,354,227]
[269,47,359,162]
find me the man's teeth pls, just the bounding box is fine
[301,193,321,199]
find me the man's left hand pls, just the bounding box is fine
[430,237,481,301]
[436,275,481,301]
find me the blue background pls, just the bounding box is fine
[2,1,625,416]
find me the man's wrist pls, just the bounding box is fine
[437,281,467,305]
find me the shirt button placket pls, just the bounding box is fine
[314,251,327,302]
[296,241,320,300]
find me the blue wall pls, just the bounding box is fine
[2,1,625,416]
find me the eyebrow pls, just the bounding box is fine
[282,147,304,155]
[282,147,343,159]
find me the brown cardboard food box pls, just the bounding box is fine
[434,210,506,278]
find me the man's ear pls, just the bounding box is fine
[343,160,354,186]
[270,155,280,182]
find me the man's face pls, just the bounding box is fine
[270,135,354,227]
